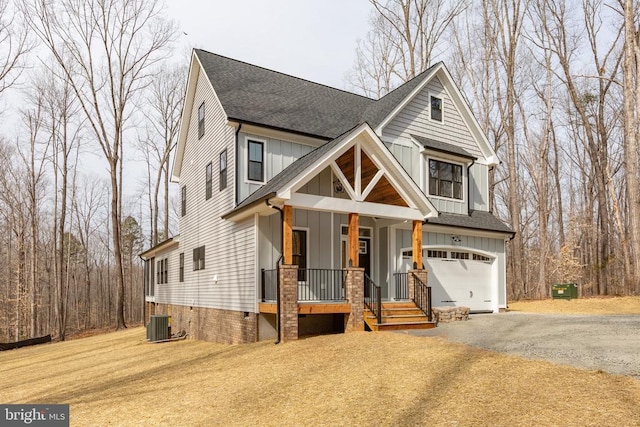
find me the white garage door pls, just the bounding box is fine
[425,249,495,312]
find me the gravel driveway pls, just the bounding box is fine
[410,312,640,379]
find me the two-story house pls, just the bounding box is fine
[140,49,513,344]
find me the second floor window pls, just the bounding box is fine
[193,246,205,271]
[205,162,212,200]
[198,102,205,139]
[181,186,187,216]
[248,140,264,182]
[429,159,462,200]
[220,149,227,190]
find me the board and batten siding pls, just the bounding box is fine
[258,209,334,272]
[158,67,256,313]
[381,76,491,215]
[237,132,316,203]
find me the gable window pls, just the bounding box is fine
[247,140,264,182]
[193,246,205,271]
[179,253,184,282]
[205,162,212,200]
[429,159,462,200]
[181,186,187,216]
[292,229,307,281]
[198,102,205,139]
[220,149,227,190]
[431,96,442,121]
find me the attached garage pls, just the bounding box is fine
[399,246,498,313]
[425,248,497,313]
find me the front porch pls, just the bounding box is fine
[259,266,435,341]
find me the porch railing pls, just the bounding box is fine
[297,269,345,302]
[261,269,278,302]
[411,272,432,321]
[364,274,382,325]
[393,272,409,300]
[261,268,346,302]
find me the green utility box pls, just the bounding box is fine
[551,283,578,300]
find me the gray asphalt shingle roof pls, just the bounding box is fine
[195,49,439,139]
[196,49,372,139]
[426,210,514,234]
[411,134,477,160]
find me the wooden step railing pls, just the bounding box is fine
[364,274,382,325]
[411,272,432,321]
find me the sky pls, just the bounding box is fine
[165,0,373,89]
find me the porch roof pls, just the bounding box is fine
[222,123,437,221]
[425,211,514,234]
[222,125,359,219]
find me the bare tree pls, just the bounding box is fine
[619,0,640,293]
[138,64,185,246]
[23,0,176,329]
[349,0,467,96]
[0,0,31,98]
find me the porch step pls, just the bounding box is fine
[364,301,435,332]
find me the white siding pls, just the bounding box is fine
[159,68,256,312]
[237,132,316,202]
[258,209,334,271]
[382,76,481,157]
[469,163,488,211]
[380,76,491,215]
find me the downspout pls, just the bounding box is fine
[138,255,147,326]
[235,124,243,205]
[266,199,283,344]
[467,159,475,216]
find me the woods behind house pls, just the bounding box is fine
[1,0,639,342]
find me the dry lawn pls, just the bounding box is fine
[1,327,639,426]
[509,296,640,315]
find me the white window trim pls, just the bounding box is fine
[244,135,267,185]
[425,155,466,204]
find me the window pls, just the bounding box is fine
[431,96,442,121]
[193,246,205,271]
[205,162,212,200]
[429,159,463,200]
[473,253,492,262]
[181,186,187,216]
[198,102,205,139]
[179,253,184,282]
[247,140,264,182]
[292,230,307,281]
[146,257,155,297]
[219,150,227,191]
[427,250,447,258]
[156,258,168,284]
[451,251,469,260]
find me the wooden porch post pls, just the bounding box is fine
[283,205,293,265]
[412,220,423,269]
[348,213,359,267]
